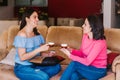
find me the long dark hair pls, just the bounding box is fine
[87,15,105,40]
[20,8,40,35]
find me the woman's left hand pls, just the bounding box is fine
[41,50,55,57]
[60,48,70,57]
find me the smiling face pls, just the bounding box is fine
[82,18,91,34]
[26,11,39,28]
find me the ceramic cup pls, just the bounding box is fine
[61,43,68,48]
[48,42,55,47]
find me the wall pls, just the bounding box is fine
[0,0,102,19]
[0,0,14,19]
[0,20,48,34]
[48,0,102,18]
[103,0,115,28]
[0,20,18,34]
[0,0,116,30]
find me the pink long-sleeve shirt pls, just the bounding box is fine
[70,34,107,68]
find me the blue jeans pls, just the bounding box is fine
[14,63,61,80]
[60,61,107,80]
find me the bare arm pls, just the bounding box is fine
[18,44,49,61]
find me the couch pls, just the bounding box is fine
[0,25,120,80]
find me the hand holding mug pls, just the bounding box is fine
[49,50,56,57]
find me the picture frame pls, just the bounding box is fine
[0,0,8,6]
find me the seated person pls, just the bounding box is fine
[13,8,61,80]
[60,15,107,80]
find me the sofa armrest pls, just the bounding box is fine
[112,55,120,72]
[0,49,8,61]
[115,63,120,80]
[111,56,120,80]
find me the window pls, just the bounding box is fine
[15,0,30,6]
[31,0,47,7]
[0,0,7,6]
[15,0,48,7]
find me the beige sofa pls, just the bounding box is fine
[0,25,120,80]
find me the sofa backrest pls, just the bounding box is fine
[37,25,48,40]
[7,25,19,51]
[0,30,8,49]
[46,26,83,64]
[0,25,48,51]
[105,28,120,53]
[46,26,83,49]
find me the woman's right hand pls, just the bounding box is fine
[36,44,49,52]
[60,48,70,57]
[67,47,73,53]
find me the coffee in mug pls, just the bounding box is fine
[48,42,55,47]
[61,43,68,48]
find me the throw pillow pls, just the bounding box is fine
[0,48,16,66]
[30,55,65,66]
[107,52,119,69]
[112,55,120,72]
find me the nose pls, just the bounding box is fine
[82,24,84,28]
[36,17,39,21]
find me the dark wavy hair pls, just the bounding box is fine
[87,15,105,40]
[20,8,40,35]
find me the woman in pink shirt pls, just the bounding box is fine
[60,15,107,80]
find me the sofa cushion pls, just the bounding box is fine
[0,64,19,80]
[0,48,16,66]
[0,49,8,61]
[46,26,83,49]
[0,30,8,49]
[105,29,120,53]
[37,25,48,39]
[7,25,19,51]
[46,26,83,65]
